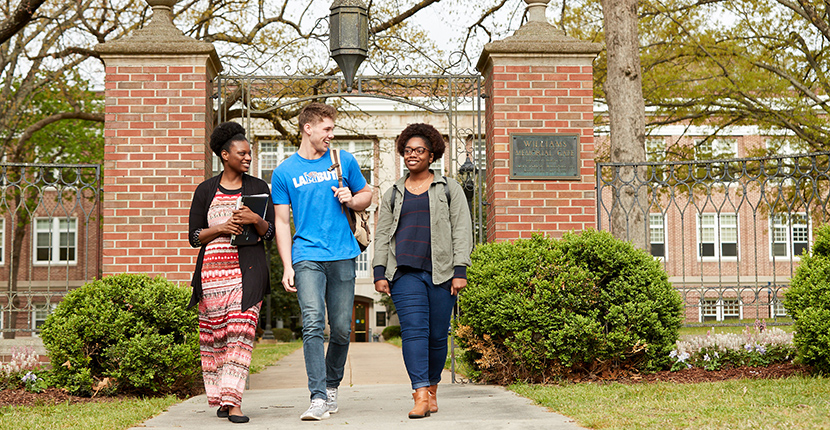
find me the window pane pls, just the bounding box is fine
[649,214,664,243]
[700,214,715,242]
[59,232,74,247]
[721,243,738,257]
[773,243,788,257]
[37,248,51,261]
[650,243,665,257]
[58,219,76,231]
[773,226,787,243]
[259,140,279,183]
[793,225,809,243]
[720,214,737,243]
[36,232,50,247]
[59,247,76,261]
[700,243,715,257]
[723,299,740,318]
[696,140,713,159]
[793,242,809,257]
[702,299,718,321]
[716,139,737,158]
[376,311,386,327]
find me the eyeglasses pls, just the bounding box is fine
[404,147,429,155]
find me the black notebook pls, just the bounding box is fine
[230,194,269,246]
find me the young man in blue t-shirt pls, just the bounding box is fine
[271,102,372,421]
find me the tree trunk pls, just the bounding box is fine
[601,0,648,250]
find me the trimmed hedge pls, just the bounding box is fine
[382,325,401,340]
[785,224,830,373]
[40,274,201,396]
[455,231,684,384]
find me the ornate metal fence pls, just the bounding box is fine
[597,152,830,325]
[214,71,486,242]
[0,163,102,337]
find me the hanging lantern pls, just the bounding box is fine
[329,0,369,93]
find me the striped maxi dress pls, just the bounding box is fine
[198,187,261,408]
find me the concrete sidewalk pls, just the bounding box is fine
[130,342,585,430]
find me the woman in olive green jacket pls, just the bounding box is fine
[372,123,473,419]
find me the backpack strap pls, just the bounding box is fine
[329,149,347,215]
[329,148,344,188]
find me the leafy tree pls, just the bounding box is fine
[0,73,102,338]
[639,0,830,153]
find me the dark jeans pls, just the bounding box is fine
[391,270,456,390]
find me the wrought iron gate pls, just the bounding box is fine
[597,152,830,325]
[214,60,486,242]
[0,163,102,337]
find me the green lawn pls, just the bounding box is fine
[249,340,303,374]
[0,340,302,430]
[512,376,830,430]
[385,336,402,347]
[0,396,182,430]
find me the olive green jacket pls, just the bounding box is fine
[372,171,473,285]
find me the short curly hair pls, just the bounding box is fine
[209,122,247,157]
[395,123,445,161]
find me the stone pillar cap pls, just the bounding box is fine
[96,0,221,71]
[476,21,602,72]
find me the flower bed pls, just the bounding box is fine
[670,322,795,372]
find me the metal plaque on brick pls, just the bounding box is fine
[510,133,580,180]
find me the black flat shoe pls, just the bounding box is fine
[228,414,250,424]
[216,407,229,418]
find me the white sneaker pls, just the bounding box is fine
[326,387,338,414]
[300,398,330,421]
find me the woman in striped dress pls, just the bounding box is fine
[188,122,275,424]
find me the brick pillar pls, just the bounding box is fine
[95,0,221,281]
[476,0,601,242]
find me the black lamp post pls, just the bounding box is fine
[329,0,368,93]
[459,155,476,213]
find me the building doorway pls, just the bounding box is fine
[351,298,371,342]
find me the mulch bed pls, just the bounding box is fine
[0,388,120,407]
[625,362,811,384]
[0,363,812,407]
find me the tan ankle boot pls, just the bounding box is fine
[408,387,431,419]
[427,384,438,413]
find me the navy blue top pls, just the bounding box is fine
[395,189,432,274]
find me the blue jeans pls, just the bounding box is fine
[390,270,457,390]
[294,259,356,401]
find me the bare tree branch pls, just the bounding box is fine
[15,112,104,153]
[0,0,46,45]
[369,0,442,35]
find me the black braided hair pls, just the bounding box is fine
[209,122,247,157]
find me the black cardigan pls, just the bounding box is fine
[188,173,276,311]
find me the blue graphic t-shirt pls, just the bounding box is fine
[271,148,368,264]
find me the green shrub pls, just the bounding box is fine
[272,328,294,342]
[455,231,684,384]
[382,325,401,340]
[40,274,201,396]
[785,224,830,373]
